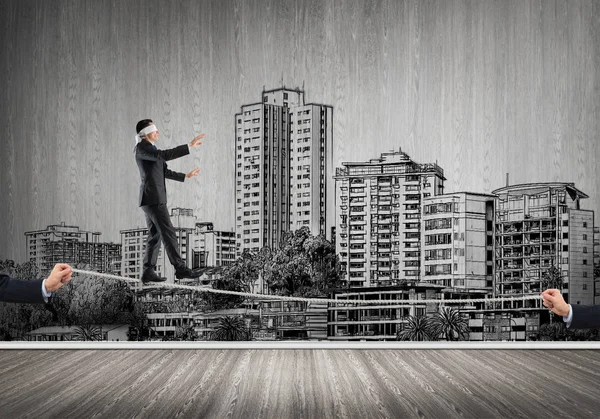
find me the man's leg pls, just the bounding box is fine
[151,203,186,270]
[141,206,162,273]
[140,205,167,282]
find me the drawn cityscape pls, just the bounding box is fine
[6,87,600,342]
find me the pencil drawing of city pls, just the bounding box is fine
[1,0,599,343]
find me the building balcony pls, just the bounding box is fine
[469,319,483,328]
[503,241,523,246]
[503,253,523,258]
[349,198,365,206]
[502,265,523,270]
[350,181,366,187]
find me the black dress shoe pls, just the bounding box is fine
[175,267,202,279]
[141,270,167,284]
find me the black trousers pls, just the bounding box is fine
[141,203,185,273]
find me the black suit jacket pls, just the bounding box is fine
[135,140,190,206]
[0,275,46,304]
[570,304,600,329]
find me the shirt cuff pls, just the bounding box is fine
[563,304,572,328]
[41,279,52,300]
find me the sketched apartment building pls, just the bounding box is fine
[491,182,594,335]
[193,222,236,268]
[235,87,334,256]
[25,222,121,274]
[334,149,445,288]
[421,192,495,291]
[328,283,445,341]
[421,193,496,341]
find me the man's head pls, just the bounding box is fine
[135,119,159,142]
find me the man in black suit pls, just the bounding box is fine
[541,289,600,329]
[135,119,204,284]
[0,263,72,304]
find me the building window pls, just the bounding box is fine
[583,222,587,228]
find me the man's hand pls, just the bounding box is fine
[189,134,205,148]
[45,264,73,292]
[186,168,200,179]
[541,289,570,317]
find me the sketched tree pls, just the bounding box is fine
[210,315,252,341]
[174,324,198,341]
[541,263,563,290]
[396,315,435,341]
[541,263,563,324]
[429,307,469,341]
[73,324,103,341]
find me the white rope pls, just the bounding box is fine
[72,268,543,306]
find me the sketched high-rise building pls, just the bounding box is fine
[25,222,120,274]
[235,87,333,256]
[334,150,445,287]
[421,192,495,292]
[492,183,595,311]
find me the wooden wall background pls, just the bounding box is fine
[0,0,599,262]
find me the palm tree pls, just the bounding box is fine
[541,263,562,290]
[210,316,252,341]
[73,325,103,341]
[396,314,435,341]
[430,307,469,341]
[541,263,563,324]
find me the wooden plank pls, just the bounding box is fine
[0,350,599,418]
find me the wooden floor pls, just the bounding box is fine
[0,350,599,418]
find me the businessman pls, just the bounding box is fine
[541,289,600,329]
[135,119,204,284]
[0,263,72,304]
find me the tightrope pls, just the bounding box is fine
[72,268,543,306]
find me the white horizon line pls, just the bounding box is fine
[1,342,598,350]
